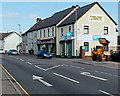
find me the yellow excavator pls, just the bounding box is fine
[92,38,110,61]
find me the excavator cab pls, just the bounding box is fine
[92,38,110,61]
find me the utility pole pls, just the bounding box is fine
[75,8,78,58]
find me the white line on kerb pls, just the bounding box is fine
[99,90,114,96]
[53,73,80,84]
[26,62,32,65]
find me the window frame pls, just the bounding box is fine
[61,28,64,36]
[84,42,89,52]
[52,27,54,36]
[104,26,109,35]
[48,28,50,37]
[44,29,45,37]
[69,26,72,32]
[83,25,89,34]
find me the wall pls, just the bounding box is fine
[4,33,22,51]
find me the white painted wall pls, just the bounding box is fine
[4,32,22,51]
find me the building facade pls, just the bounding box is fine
[22,2,118,57]
[57,2,118,57]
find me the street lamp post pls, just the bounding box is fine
[18,24,22,53]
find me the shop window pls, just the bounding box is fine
[84,25,89,34]
[52,27,54,36]
[48,28,50,37]
[84,42,89,52]
[44,30,45,37]
[69,26,72,32]
[61,28,64,36]
[104,26,109,35]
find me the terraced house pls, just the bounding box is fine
[22,2,118,58]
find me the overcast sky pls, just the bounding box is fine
[1,2,118,34]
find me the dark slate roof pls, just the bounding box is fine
[0,32,20,40]
[26,5,77,33]
[58,2,117,27]
[0,33,10,40]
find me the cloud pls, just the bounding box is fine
[28,14,39,18]
[5,12,20,18]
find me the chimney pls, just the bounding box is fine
[36,18,41,23]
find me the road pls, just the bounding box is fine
[1,54,119,95]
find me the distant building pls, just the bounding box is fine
[0,32,22,51]
[22,2,118,57]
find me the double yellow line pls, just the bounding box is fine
[0,64,30,96]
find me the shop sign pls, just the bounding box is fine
[82,46,86,50]
[93,35,101,41]
[37,39,54,44]
[60,36,73,41]
[89,15,104,22]
[67,32,73,36]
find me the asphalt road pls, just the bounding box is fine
[1,54,119,95]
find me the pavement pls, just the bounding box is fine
[0,60,25,95]
[57,57,119,69]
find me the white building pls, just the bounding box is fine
[0,32,22,51]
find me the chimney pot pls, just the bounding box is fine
[36,18,41,23]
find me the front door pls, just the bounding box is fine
[61,42,65,57]
[67,40,72,58]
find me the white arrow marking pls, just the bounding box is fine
[53,73,80,84]
[81,72,107,81]
[33,75,53,87]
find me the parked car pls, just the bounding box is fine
[36,50,52,59]
[8,50,18,55]
[110,51,120,62]
[0,49,5,54]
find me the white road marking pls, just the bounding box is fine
[26,62,32,65]
[53,73,80,84]
[33,75,53,87]
[99,90,114,96]
[81,72,107,81]
[95,70,119,77]
[34,65,46,71]
[45,65,64,71]
[68,65,84,70]
[20,59,24,61]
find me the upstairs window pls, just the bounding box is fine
[69,26,72,32]
[61,28,64,36]
[40,30,42,38]
[48,28,50,37]
[44,30,45,37]
[84,25,89,34]
[104,26,109,35]
[52,27,54,36]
